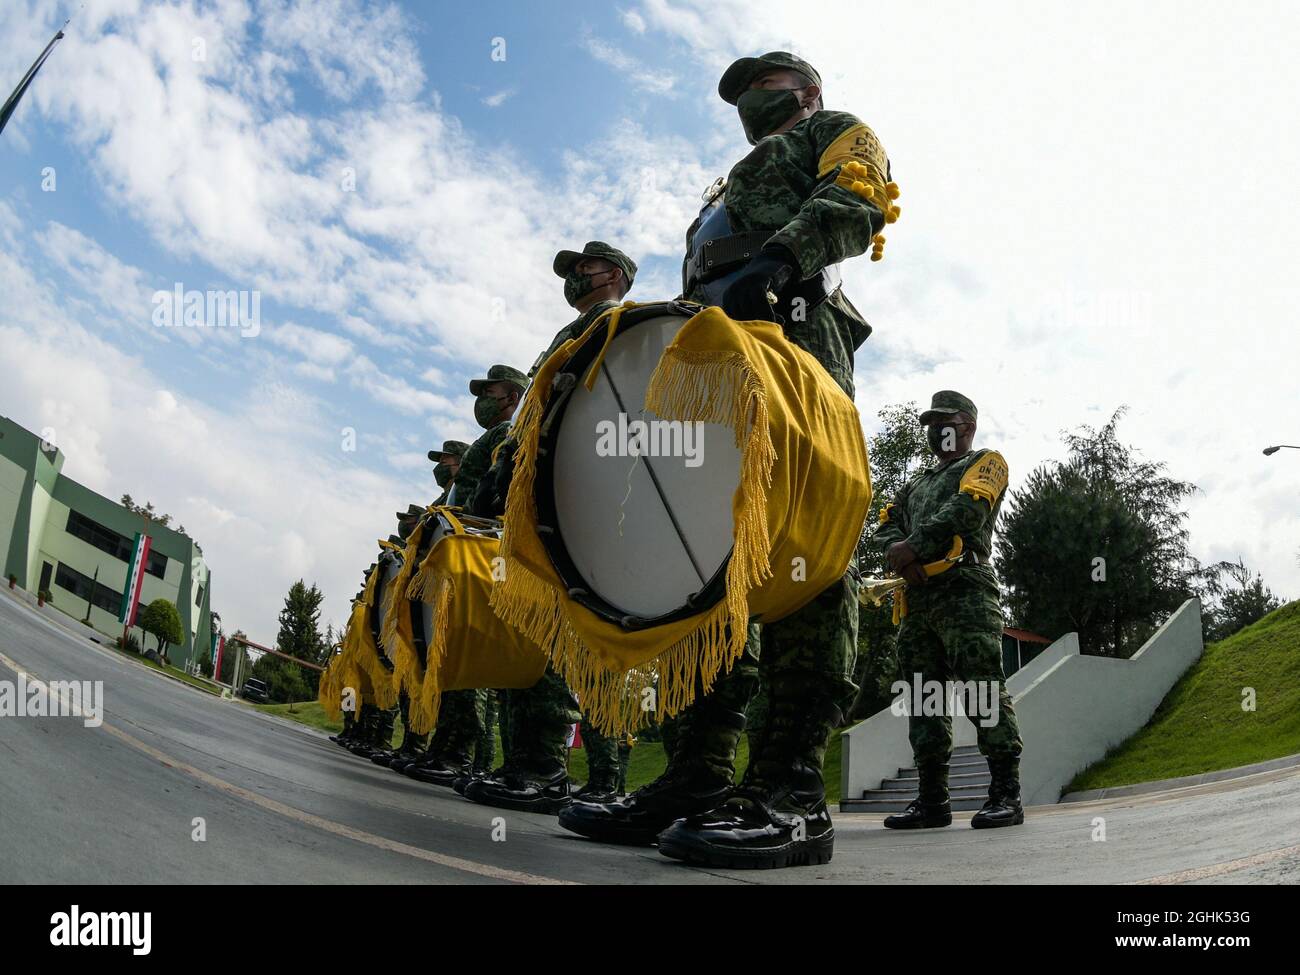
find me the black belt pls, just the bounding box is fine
[685,230,771,289]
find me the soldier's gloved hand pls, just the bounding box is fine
[886,540,920,574]
[721,247,797,322]
[900,559,929,587]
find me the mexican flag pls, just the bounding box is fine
[118,532,152,627]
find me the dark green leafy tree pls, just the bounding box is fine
[1205,560,1282,643]
[252,580,326,703]
[138,598,183,658]
[997,408,1210,657]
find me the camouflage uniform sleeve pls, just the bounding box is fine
[905,452,1009,562]
[455,423,509,504]
[871,488,910,552]
[766,110,890,280]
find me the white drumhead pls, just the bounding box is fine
[552,312,742,618]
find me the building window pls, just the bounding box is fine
[194,583,205,607]
[54,563,123,615]
[65,510,168,576]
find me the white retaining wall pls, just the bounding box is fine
[841,599,1204,806]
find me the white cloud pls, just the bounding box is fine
[582,34,677,95]
[482,87,515,108]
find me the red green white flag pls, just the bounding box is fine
[118,532,152,626]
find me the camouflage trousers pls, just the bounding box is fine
[397,691,429,752]
[503,664,581,773]
[473,690,502,773]
[893,570,1023,768]
[666,571,860,782]
[430,688,485,765]
[580,717,620,788]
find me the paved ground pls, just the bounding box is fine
[1,591,1297,885]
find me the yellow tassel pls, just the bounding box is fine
[886,181,901,200]
[379,520,428,697]
[409,574,455,735]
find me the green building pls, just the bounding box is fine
[0,415,212,667]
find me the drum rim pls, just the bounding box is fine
[533,299,733,632]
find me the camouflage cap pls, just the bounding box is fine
[469,364,528,396]
[919,390,978,425]
[718,51,823,105]
[426,439,470,463]
[552,241,638,286]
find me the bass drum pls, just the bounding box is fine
[369,547,404,654]
[403,508,548,733]
[534,300,742,629]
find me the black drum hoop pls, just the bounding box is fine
[532,300,733,632]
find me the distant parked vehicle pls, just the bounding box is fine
[241,678,270,703]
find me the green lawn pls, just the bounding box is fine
[1068,600,1300,792]
[258,699,846,798]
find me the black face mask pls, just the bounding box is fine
[928,423,966,455]
[736,87,804,145]
[565,269,615,308]
[433,463,454,488]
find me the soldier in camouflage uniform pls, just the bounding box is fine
[462,243,636,813]
[563,53,889,869]
[377,457,468,770]
[874,391,1024,829]
[404,379,526,788]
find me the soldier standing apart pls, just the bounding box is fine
[463,243,637,812]
[563,53,891,869]
[873,391,1024,829]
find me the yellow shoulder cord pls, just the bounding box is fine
[891,536,964,624]
[582,301,653,392]
[435,505,467,537]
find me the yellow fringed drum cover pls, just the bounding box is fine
[490,303,872,733]
[401,509,549,735]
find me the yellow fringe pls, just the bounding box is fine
[490,342,777,734]
[407,574,455,735]
[379,519,427,697]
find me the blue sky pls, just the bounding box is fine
[2,0,1297,641]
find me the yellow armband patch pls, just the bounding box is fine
[818,123,888,178]
[878,503,895,525]
[959,451,1009,506]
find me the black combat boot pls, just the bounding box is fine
[330,711,356,745]
[558,700,745,846]
[883,761,952,829]
[463,702,573,814]
[404,741,473,787]
[971,757,1024,828]
[573,773,619,804]
[657,683,839,869]
[346,706,381,756]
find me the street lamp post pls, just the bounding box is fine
[1263,445,1299,456]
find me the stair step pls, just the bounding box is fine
[896,760,987,779]
[881,773,990,790]
[841,796,987,813]
[862,783,989,799]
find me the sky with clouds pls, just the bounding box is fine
[1,0,1296,645]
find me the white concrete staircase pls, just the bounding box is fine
[844,746,991,812]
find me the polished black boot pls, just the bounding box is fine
[971,757,1024,828]
[658,684,839,869]
[464,763,571,814]
[883,761,952,829]
[558,702,745,846]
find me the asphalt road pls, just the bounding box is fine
[1,591,1297,885]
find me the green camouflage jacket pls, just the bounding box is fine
[684,110,891,397]
[873,448,1010,572]
[528,299,621,379]
[455,422,511,506]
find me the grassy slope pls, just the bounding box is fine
[1068,600,1300,792]
[256,700,846,798]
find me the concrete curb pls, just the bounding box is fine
[1060,751,1300,802]
[0,584,221,696]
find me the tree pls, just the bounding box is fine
[253,580,327,703]
[138,598,183,659]
[849,402,935,719]
[1205,560,1282,643]
[221,629,247,684]
[997,408,1210,657]
[119,494,173,528]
